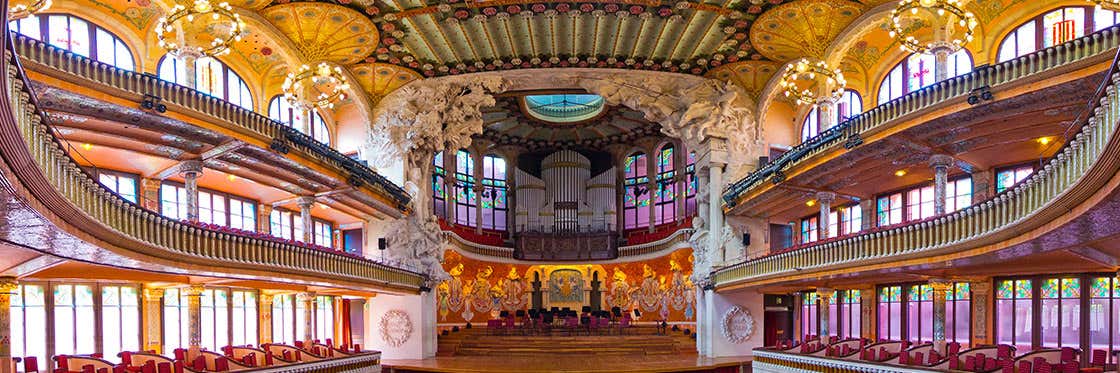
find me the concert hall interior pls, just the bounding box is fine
[3,0,1120,372]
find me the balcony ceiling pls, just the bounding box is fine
[478,92,661,150]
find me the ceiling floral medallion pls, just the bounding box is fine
[722,305,754,344]
[379,309,414,347]
[156,0,246,58]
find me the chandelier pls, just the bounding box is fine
[155,0,245,58]
[889,0,977,54]
[8,0,50,20]
[1088,0,1120,11]
[283,62,351,110]
[778,58,846,107]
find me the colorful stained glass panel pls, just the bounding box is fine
[997,280,1014,299]
[1061,278,1080,298]
[1042,279,1059,299]
[1092,277,1110,298]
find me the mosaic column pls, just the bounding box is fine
[970,281,993,347]
[297,293,314,345]
[178,52,200,89]
[930,279,953,354]
[139,178,162,211]
[180,160,204,222]
[816,192,835,239]
[933,47,951,82]
[859,286,877,341]
[971,169,994,202]
[185,285,205,359]
[298,196,315,244]
[472,152,484,234]
[816,288,834,339]
[818,97,838,130]
[859,199,875,231]
[930,155,953,215]
[258,294,273,345]
[258,204,273,235]
[0,277,17,373]
[142,288,165,353]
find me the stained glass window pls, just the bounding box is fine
[268,96,329,146]
[878,50,972,105]
[801,292,819,340]
[1042,277,1081,348]
[835,205,862,237]
[455,150,477,227]
[654,145,676,225]
[433,152,447,219]
[480,155,507,231]
[839,289,862,340]
[878,286,903,341]
[999,7,1119,62]
[163,288,190,354]
[11,284,47,369]
[231,290,257,346]
[946,178,973,212]
[623,152,650,230]
[877,192,903,226]
[97,170,138,203]
[1089,277,1120,364]
[800,90,863,143]
[272,294,295,345]
[200,289,229,352]
[314,296,334,341]
[996,279,1034,351]
[9,14,135,71]
[159,55,254,110]
[948,283,971,346]
[908,285,934,343]
[996,165,1035,193]
[800,216,818,244]
[685,152,698,216]
[101,285,140,361]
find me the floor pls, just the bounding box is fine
[382,354,752,373]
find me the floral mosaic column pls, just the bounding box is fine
[970,281,993,347]
[185,285,205,359]
[930,155,953,215]
[0,277,17,373]
[930,279,953,354]
[298,293,314,344]
[142,288,165,353]
[258,293,273,345]
[816,288,833,338]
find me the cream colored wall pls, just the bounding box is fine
[761,100,797,151]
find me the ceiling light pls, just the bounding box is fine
[227,174,237,181]
[806,200,816,207]
[1037,137,1053,145]
[895,170,907,177]
[81,143,92,151]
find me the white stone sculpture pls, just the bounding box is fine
[379,309,414,348]
[383,213,451,284]
[722,305,755,344]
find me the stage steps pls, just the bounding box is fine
[437,325,697,357]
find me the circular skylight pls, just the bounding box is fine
[523,94,605,123]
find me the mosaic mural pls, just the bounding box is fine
[436,249,697,324]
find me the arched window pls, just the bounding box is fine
[801,90,863,142]
[877,50,972,105]
[454,150,476,227]
[433,151,446,219]
[9,14,135,70]
[999,7,1120,62]
[623,152,650,230]
[685,151,697,216]
[480,155,507,231]
[267,96,330,145]
[158,55,253,109]
[654,145,676,225]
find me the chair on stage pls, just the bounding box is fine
[538,311,554,335]
[618,314,633,335]
[515,310,528,335]
[564,315,580,336]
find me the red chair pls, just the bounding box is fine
[1061,347,1078,363]
[913,351,924,366]
[172,349,186,362]
[141,361,156,373]
[899,350,911,365]
[502,316,516,335]
[948,353,960,370]
[963,355,976,371]
[928,349,941,364]
[241,353,256,367]
[997,345,1014,361]
[81,365,95,373]
[1033,357,1050,373]
[264,353,274,366]
[983,357,997,371]
[23,356,39,373]
[1019,360,1033,373]
[191,356,205,371]
[214,357,229,372]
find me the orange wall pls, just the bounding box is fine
[437,249,697,324]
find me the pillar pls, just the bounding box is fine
[933,47,950,82]
[859,286,877,341]
[297,293,314,345]
[0,277,17,373]
[178,52,199,89]
[184,285,205,359]
[506,155,518,237]
[258,204,273,235]
[816,288,834,339]
[930,154,953,215]
[180,160,203,222]
[443,151,457,223]
[816,192,835,239]
[859,199,875,231]
[970,281,993,347]
[298,107,312,135]
[139,178,161,212]
[930,279,953,354]
[817,98,837,131]
[647,147,658,232]
[142,288,164,353]
[298,196,315,244]
[972,169,994,202]
[258,294,273,345]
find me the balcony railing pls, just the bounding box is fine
[713,47,1120,288]
[753,350,941,373]
[724,26,1120,207]
[0,35,425,292]
[9,33,411,211]
[444,225,692,261]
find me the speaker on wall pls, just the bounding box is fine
[742,233,751,246]
[378,238,387,250]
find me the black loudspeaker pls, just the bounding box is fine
[378,238,387,250]
[742,233,751,246]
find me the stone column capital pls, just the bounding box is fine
[815,191,836,205]
[184,285,205,297]
[296,292,315,303]
[297,196,317,209]
[929,154,954,170]
[929,279,954,292]
[143,288,165,301]
[259,293,274,304]
[815,288,835,301]
[179,160,204,177]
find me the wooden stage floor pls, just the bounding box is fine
[382,354,752,373]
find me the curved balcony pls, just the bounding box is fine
[444,220,693,262]
[10,34,410,212]
[0,33,425,292]
[712,47,1120,289]
[723,26,1120,208]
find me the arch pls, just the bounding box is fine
[157,54,255,110]
[798,89,862,143]
[10,13,136,71]
[875,49,973,105]
[995,6,1120,63]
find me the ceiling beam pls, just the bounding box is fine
[1065,246,1119,268]
[0,254,66,277]
[265,187,356,207]
[200,140,247,161]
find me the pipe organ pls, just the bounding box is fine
[515,150,616,233]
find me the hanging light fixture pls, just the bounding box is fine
[155,0,246,58]
[778,58,846,107]
[8,0,51,20]
[889,0,977,55]
[282,62,351,110]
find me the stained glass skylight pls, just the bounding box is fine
[523,94,605,123]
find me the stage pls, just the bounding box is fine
[382,355,752,373]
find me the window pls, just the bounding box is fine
[623,152,650,230]
[1041,277,1081,348]
[313,220,333,248]
[229,199,256,231]
[878,286,902,341]
[948,283,971,346]
[269,209,298,241]
[199,289,230,352]
[199,191,228,227]
[158,55,253,109]
[97,171,138,203]
[101,285,140,361]
[160,183,189,220]
[998,7,1120,62]
[996,279,1034,351]
[11,284,47,370]
[801,108,819,143]
[877,192,903,226]
[296,297,307,342]
[231,290,258,346]
[272,294,295,345]
[1088,276,1120,364]
[267,96,329,145]
[163,288,190,353]
[907,284,934,343]
[800,216,818,244]
[838,290,861,340]
[801,292,818,339]
[314,296,334,341]
[878,50,972,104]
[433,151,447,219]
[837,205,862,236]
[54,284,96,356]
[655,145,676,225]
[801,90,863,142]
[9,14,135,70]
[161,183,257,230]
[480,155,508,231]
[685,152,697,216]
[996,165,1035,193]
[454,150,477,227]
[946,178,973,212]
[906,185,935,221]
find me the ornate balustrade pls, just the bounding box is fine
[445,225,692,261]
[0,33,425,292]
[713,48,1120,288]
[9,33,411,211]
[724,26,1120,207]
[752,350,941,373]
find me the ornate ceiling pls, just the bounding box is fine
[479,94,661,151]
